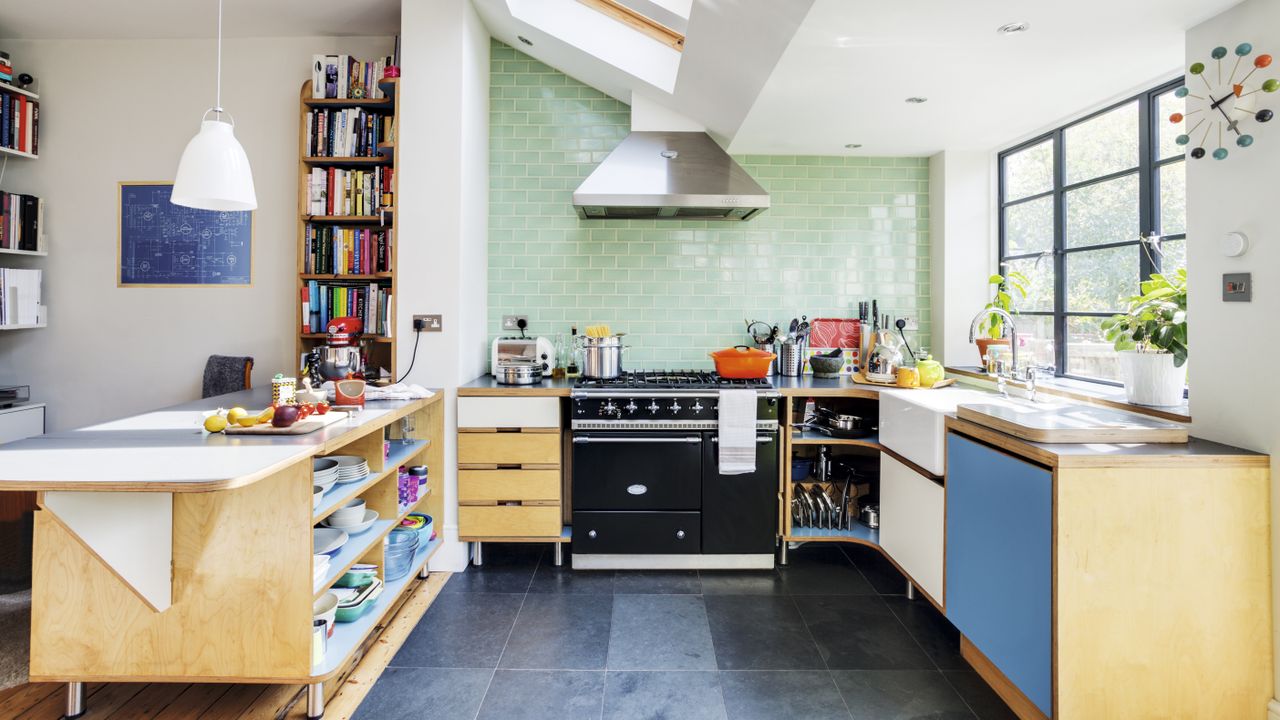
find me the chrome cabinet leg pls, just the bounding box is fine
[553,542,564,567]
[64,682,85,719]
[306,681,325,719]
[779,541,789,566]
[472,541,483,567]
[418,563,430,579]
[905,581,916,600]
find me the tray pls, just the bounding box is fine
[225,411,346,435]
[850,372,956,390]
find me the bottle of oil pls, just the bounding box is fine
[565,325,580,378]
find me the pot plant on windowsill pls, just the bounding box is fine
[1100,268,1187,407]
[976,272,1028,364]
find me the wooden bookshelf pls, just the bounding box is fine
[297,78,399,381]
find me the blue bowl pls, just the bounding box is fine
[792,458,814,480]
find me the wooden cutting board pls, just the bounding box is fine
[224,411,346,435]
[956,403,1189,444]
[850,372,957,390]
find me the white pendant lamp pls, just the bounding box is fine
[171,0,257,211]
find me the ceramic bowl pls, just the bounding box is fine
[312,485,325,510]
[313,527,349,556]
[324,508,379,534]
[808,354,845,377]
[327,498,366,525]
[313,591,338,634]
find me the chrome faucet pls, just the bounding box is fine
[968,308,1019,396]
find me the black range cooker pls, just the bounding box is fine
[570,371,780,570]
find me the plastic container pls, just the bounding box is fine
[791,458,814,481]
[401,513,434,547]
[384,529,420,581]
[709,345,777,379]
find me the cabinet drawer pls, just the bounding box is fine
[458,432,561,466]
[879,454,944,602]
[459,469,561,503]
[572,511,700,554]
[460,505,562,538]
[458,397,560,429]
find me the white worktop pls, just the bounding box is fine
[0,388,435,492]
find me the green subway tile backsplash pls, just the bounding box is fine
[488,40,931,369]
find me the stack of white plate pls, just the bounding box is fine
[313,554,331,591]
[326,455,370,484]
[313,458,340,492]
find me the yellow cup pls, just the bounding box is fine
[895,367,920,388]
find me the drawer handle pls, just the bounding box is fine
[573,436,702,444]
[588,530,598,539]
[675,530,686,540]
[495,464,522,470]
[711,436,775,444]
[627,484,648,495]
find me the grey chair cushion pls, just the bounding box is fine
[202,355,253,398]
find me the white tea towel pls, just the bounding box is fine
[321,382,436,402]
[718,389,758,475]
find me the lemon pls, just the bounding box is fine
[203,415,228,433]
[258,407,275,423]
[226,407,249,424]
[236,415,260,427]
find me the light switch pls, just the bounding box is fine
[1223,273,1252,302]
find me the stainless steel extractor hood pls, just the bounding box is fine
[572,131,769,221]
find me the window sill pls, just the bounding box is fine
[944,366,1190,423]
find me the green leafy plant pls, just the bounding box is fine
[1100,268,1188,367]
[980,272,1029,339]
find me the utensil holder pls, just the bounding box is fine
[755,342,777,376]
[779,343,803,377]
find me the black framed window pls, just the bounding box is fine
[998,78,1187,385]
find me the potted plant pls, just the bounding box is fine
[1100,268,1187,406]
[976,271,1028,364]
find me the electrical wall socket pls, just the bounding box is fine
[413,314,443,332]
[502,315,528,331]
[900,317,919,331]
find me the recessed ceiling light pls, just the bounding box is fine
[905,97,928,104]
[997,21,1030,34]
[844,143,862,149]
[517,35,533,46]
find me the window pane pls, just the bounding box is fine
[1003,196,1053,255]
[1066,316,1122,382]
[1002,256,1054,313]
[1003,140,1053,201]
[1160,239,1186,277]
[1157,89,1187,161]
[1066,245,1139,312]
[1065,101,1139,185]
[1065,173,1139,248]
[1014,315,1056,370]
[1158,160,1186,236]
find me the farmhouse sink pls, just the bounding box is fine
[879,387,995,475]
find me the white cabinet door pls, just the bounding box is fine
[879,453,944,603]
[457,397,560,429]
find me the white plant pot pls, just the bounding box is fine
[1118,351,1186,407]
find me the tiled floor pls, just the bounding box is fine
[353,543,1018,720]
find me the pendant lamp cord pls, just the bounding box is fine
[214,0,223,114]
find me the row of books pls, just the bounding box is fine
[0,51,13,83]
[302,281,392,337]
[310,53,395,100]
[306,166,393,217]
[2,89,38,155]
[1,192,42,252]
[0,268,41,326]
[303,224,391,275]
[305,107,391,158]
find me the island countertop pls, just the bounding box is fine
[0,388,440,492]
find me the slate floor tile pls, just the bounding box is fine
[779,546,876,596]
[698,570,786,595]
[882,595,968,671]
[530,561,616,594]
[391,592,523,668]
[614,570,703,594]
[609,594,717,670]
[352,667,491,720]
[603,671,728,720]
[841,543,909,596]
[476,669,606,720]
[942,670,1020,720]
[719,670,850,720]
[794,596,934,670]
[500,593,613,670]
[704,595,825,670]
[832,669,974,720]
[444,543,542,594]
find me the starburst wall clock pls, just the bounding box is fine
[1170,42,1278,160]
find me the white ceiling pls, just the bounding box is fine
[730,0,1241,155]
[0,0,399,39]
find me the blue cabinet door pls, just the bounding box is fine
[945,433,1053,717]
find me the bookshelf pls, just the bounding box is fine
[1,81,45,330]
[297,77,399,381]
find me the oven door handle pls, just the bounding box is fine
[711,435,776,444]
[572,436,703,444]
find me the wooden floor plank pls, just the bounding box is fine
[15,683,105,720]
[103,683,191,720]
[151,684,231,720]
[235,685,304,720]
[67,683,147,718]
[198,683,268,720]
[0,683,60,717]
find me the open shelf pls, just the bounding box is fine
[314,439,430,522]
[299,333,393,343]
[787,524,879,544]
[313,535,441,679]
[0,82,38,100]
[791,428,881,449]
[302,155,391,166]
[315,519,395,594]
[0,146,37,160]
[0,247,46,256]
[303,96,393,110]
[0,323,46,331]
[300,273,393,281]
[303,214,389,224]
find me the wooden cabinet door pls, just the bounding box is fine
[945,432,1053,717]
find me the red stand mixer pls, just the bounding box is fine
[308,316,368,407]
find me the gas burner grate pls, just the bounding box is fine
[574,370,772,391]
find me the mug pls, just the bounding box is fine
[895,367,920,388]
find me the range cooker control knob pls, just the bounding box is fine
[624,401,638,414]
[647,401,661,414]
[601,400,620,417]
[691,400,705,413]
[676,530,686,540]
[668,400,683,413]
